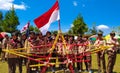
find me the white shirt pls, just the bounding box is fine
[107,38,119,51]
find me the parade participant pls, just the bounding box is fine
[47,32,57,72]
[6,32,22,73]
[56,36,66,70]
[44,31,53,57]
[67,35,75,54]
[39,33,48,54]
[37,32,43,40]
[25,31,39,73]
[46,31,53,43]
[77,34,84,72]
[36,32,49,73]
[21,33,27,65]
[37,32,44,52]
[0,38,3,60]
[94,32,106,73]
[52,33,57,41]
[83,35,92,73]
[106,31,119,73]
[1,34,9,62]
[64,34,69,43]
[67,35,76,69]
[56,37,64,55]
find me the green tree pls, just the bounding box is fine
[0,11,3,20]
[2,5,19,33]
[51,30,58,35]
[68,14,88,35]
[68,29,73,34]
[117,26,120,33]
[114,26,120,34]
[89,24,97,35]
[0,11,3,32]
[29,25,40,33]
[29,25,34,31]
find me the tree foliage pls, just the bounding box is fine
[113,26,120,34]
[117,26,120,33]
[68,14,88,35]
[0,11,3,32]
[51,30,58,35]
[0,11,3,20]
[89,24,97,35]
[2,5,19,33]
[29,25,40,33]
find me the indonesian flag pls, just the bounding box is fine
[21,22,30,33]
[34,1,60,35]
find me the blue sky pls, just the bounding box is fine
[0,0,120,35]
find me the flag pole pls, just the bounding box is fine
[57,0,61,31]
[26,20,30,38]
[58,20,61,31]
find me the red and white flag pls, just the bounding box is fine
[21,22,30,33]
[34,1,60,35]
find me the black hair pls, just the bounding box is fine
[12,32,18,36]
[30,31,35,35]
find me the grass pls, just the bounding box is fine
[0,54,120,73]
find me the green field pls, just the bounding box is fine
[0,54,120,73]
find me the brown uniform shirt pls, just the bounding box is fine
[107,38,119,52]
[24,38,39,54]
[6,39,22,58]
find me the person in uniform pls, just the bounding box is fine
[21,33,27,65]
[25,31,39,73]
[106,31,119,73]
[67,35,76,68]
[6,32,22,73]
[64,34,69,43]
[94,32,106,73]
[83,35,92,73]
[1,34,9,62]
[46,31,53,43]
[39,32,53,72]
[56,36,66,70]
[46,31,56,72]
[65,35,75,71]
[0,38,3,60]
[77,34,84,72]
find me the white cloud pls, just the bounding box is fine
[0,0,27,10]
[96,24,109,30]
[73,1,78,6]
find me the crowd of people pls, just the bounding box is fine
[0,31,119,73]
